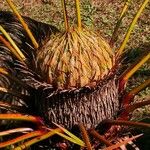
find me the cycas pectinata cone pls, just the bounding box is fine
[35,0,119,128]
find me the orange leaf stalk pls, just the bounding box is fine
[89,129,112,147]
[110,0,131,47]
[121,79,150,107]
[79,123,92,150]
[0,114,43,125]
[75,0,82,31]
[14,128,61,150]
[6,0,39,49]
[119,53,150,91]
[119,97,150,119]
[103,119,150,128]
[0,35,25,63]
[0,130,44,148]
[116,0,149,57]
[126,98,150,113]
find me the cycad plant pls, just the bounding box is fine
[0,0,149,149]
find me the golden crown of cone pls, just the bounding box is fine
[36,0,115,89]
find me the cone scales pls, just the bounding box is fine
[36,0,114,89]
[36,28,114,88]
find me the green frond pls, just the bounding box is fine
[53,122,85,146]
